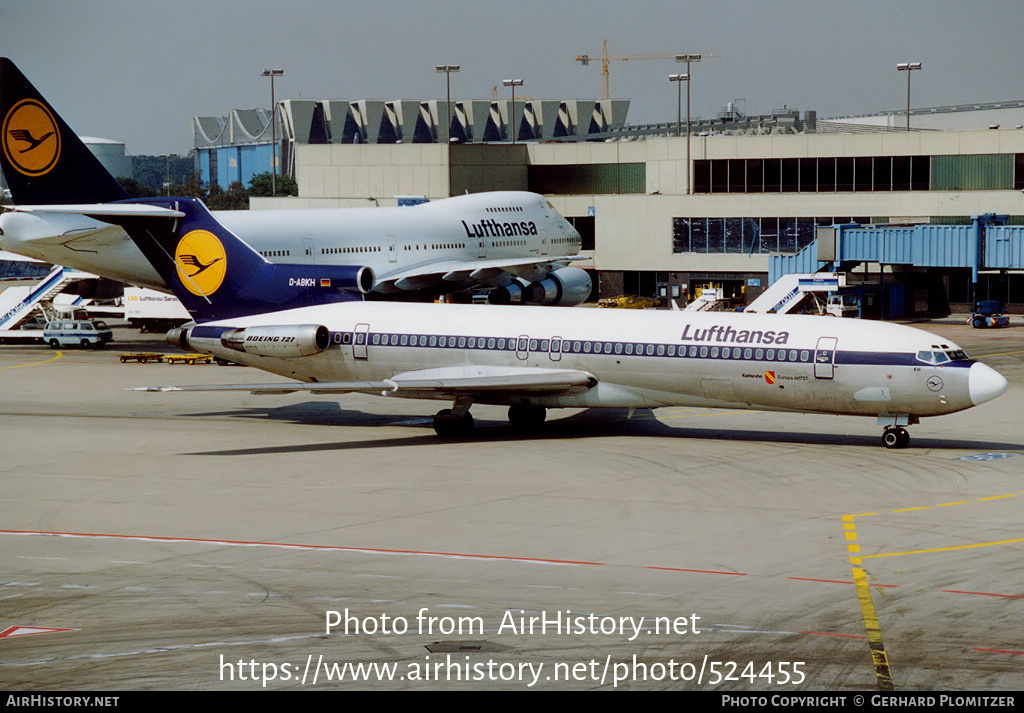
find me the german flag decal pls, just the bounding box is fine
[764,370,776,385]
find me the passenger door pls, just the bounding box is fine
[814,337,838,380]
[354,323,369,360]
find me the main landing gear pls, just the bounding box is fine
[881,425,910,449]
[431,400,549,438]
[433,397,474,439]
[507,404,546,431]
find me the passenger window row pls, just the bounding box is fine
[345,332,814,363]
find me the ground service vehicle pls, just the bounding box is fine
[969,301,1010,329]
[43,319,113,348]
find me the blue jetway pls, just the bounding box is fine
[770,214,1024,285]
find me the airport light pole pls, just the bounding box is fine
[896,62,922,131]
[261,69,284,196]
[668,73,689,138]
[675,54,701,194]
[436,64,460,196]
[502,78,523,144]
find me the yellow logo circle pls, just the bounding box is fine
[2,99,61,176]
[174,230,227,297]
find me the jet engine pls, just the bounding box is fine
[166,323,194,351]
[219,324,332,358]
[487,278,530,305]
[489,267,593,307]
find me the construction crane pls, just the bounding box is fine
[491,85,532,102]
[576,39,715,100]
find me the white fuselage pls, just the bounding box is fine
[0,191,581,292]
[183,303,1004,419]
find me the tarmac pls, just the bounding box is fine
[1,317,1022,690]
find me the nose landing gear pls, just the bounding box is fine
[882,425,910,449]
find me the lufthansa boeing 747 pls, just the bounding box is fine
[0,58,589,306]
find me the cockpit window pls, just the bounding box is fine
[916,350,950,365]
[916,349,970,365]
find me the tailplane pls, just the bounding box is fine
[0,58,128,204]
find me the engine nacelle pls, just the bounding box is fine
[488,278,529,305]
[166,322,195,351]
[524,267,592,306]
[220,324,331,358]
[353,265,375,294]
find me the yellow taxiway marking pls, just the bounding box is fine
[867,492,1022,518]
[861,537,1024,560]
[975,349,1024,358]
[852,566,895,691]
[842,491,1024,689]
[842,514,895,690]
[0,351,63,369]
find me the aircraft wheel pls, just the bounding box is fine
[508,404,546,430]
[882,426,910,449]
[433,409,474,439]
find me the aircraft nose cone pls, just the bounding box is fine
[969,362,1008,406]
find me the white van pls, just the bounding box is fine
[43,319,114,348]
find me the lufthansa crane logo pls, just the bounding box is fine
[2,99,61,176]
[174,230,227,296]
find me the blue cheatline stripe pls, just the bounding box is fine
[190,325,232,339]
[318,330,976,369]
[198,324,974,371]
[837,351,973,368]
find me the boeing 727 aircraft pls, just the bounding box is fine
[89,196,1007,448]
[0,58,588,306]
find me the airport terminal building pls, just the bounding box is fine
[194,97,1024,315]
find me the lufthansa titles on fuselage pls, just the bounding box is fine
[461,219,538,239]
[680,323,791,345]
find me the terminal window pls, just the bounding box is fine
[694,155,933,193]
[672,216,868,255]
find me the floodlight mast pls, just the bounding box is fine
[896,62,922,131]
[261,69,284,196]
[502,78,524,144]
[436,64,460,195]
[674,54,702,194]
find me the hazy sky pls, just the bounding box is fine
[2,1,1022,155]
